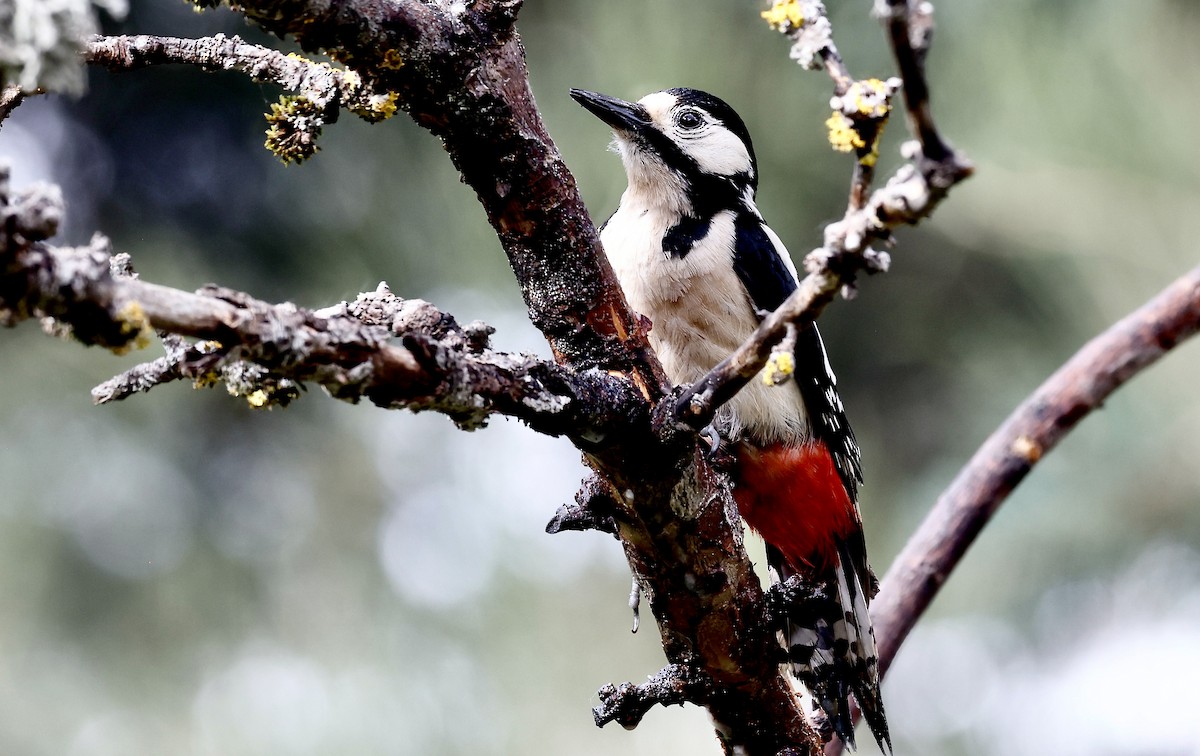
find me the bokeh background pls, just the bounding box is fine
[3,0,1200,754]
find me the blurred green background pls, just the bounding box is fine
[2,0,1200,754]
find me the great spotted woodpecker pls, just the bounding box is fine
[571,87,891,753]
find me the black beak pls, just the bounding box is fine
[570,88,651,133]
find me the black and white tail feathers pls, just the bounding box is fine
[769,544,892,754]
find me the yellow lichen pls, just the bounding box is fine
[761,0,805,31]
[848,78,893,118]
[192,373,220,390]
[833,78,894,165]
[826,112,864,153]
[351,91,399,123]
[382,49,405,70]
[111,300,153,355]
[762,351,795,387]
[285,51,319,67]
[264,95,323,164]
[245,389,269,408]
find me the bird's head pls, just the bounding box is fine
[570,87,758,215]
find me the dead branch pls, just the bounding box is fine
[593,664,713,730]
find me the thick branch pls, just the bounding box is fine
[225,0,664,387]
[211,4,821,751]
[0,229,642,440]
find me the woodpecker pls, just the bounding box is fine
[571,87,890,753]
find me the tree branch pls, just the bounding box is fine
[0,84,27,126]
[84,33,400,162]
[674,256,886,429]
[877,0,948,161]
[84,34,388,113]
[593,664,713,730]
[216,0,664,386]
[0,173,643,439]
[874,263,1200,673]
[88,31,398,114]
[822,263,1200,755]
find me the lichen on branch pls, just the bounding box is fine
[84,34,400,164]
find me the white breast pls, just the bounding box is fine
[601,198,809,444]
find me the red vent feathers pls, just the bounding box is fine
[734,441,859,574]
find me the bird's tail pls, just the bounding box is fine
[736,441,890,751]
[776,542,891,754]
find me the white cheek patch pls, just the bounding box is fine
[638,91,752,179]
[681,128,752,178]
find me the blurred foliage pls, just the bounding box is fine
[1,0,1199,754]
[0,0,127,94]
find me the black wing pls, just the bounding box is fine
[731,212,862,499]
[734,213,885,750]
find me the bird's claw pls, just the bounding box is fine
[700,425,722,457]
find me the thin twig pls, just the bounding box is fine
[876,0,949,161]
[0,85,29,126]
[674,267,850,429]
[593,665,712,729]
[85,34,395,117]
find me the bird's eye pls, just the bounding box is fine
[676,110,704,130]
